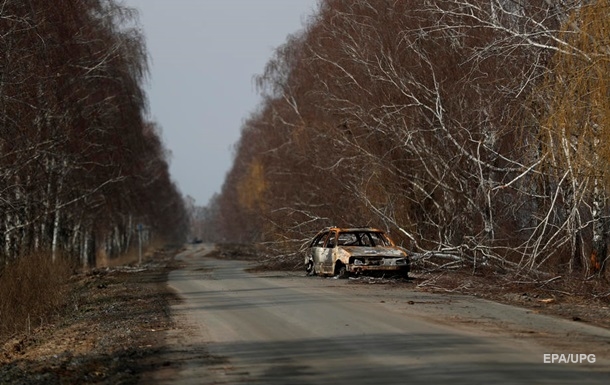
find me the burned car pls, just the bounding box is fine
[304,227,410,278]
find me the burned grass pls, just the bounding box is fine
[411,269,610,330]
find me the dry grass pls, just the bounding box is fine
[97,240,168,268]
[0,253,74,342]
[0,240,174,344]
[0,248,178,384]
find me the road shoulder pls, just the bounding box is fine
[0,248,180,384]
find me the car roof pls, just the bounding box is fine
[318,227,386,233]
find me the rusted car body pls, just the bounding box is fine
[304,227,409,278]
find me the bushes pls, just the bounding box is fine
[0,254,73,342]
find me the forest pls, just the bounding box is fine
[202,0,610,282]
[0,0,188,268]
[0,0,191,342]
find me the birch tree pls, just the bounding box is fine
[534,0,610,277]
[0,0,187,267]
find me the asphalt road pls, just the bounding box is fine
[152,245,610,384]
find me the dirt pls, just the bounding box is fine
[1,243,609,384]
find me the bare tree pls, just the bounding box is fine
[215,0,608,281]
[532,0,610,277]
[0,0,187,268]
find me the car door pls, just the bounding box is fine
[319,230,337,274]
[309,231,329,274]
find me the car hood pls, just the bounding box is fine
[339,246,406,258]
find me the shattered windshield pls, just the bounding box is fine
[337,231,390,247]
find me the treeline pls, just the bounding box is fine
[209,0,610,280]
[0,0,187,267]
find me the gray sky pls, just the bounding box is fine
[124,0,318,206]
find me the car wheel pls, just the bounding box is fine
[336,263,349,279]
[306,260,315,276]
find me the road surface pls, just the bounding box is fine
[149,245,610,384]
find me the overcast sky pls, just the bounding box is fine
[124,0,318,206]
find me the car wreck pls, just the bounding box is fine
[304,227,410,278]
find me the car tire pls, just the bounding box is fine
[336,263,349,279]
[306,260,315,276]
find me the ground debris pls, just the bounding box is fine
[411,270,610,330]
